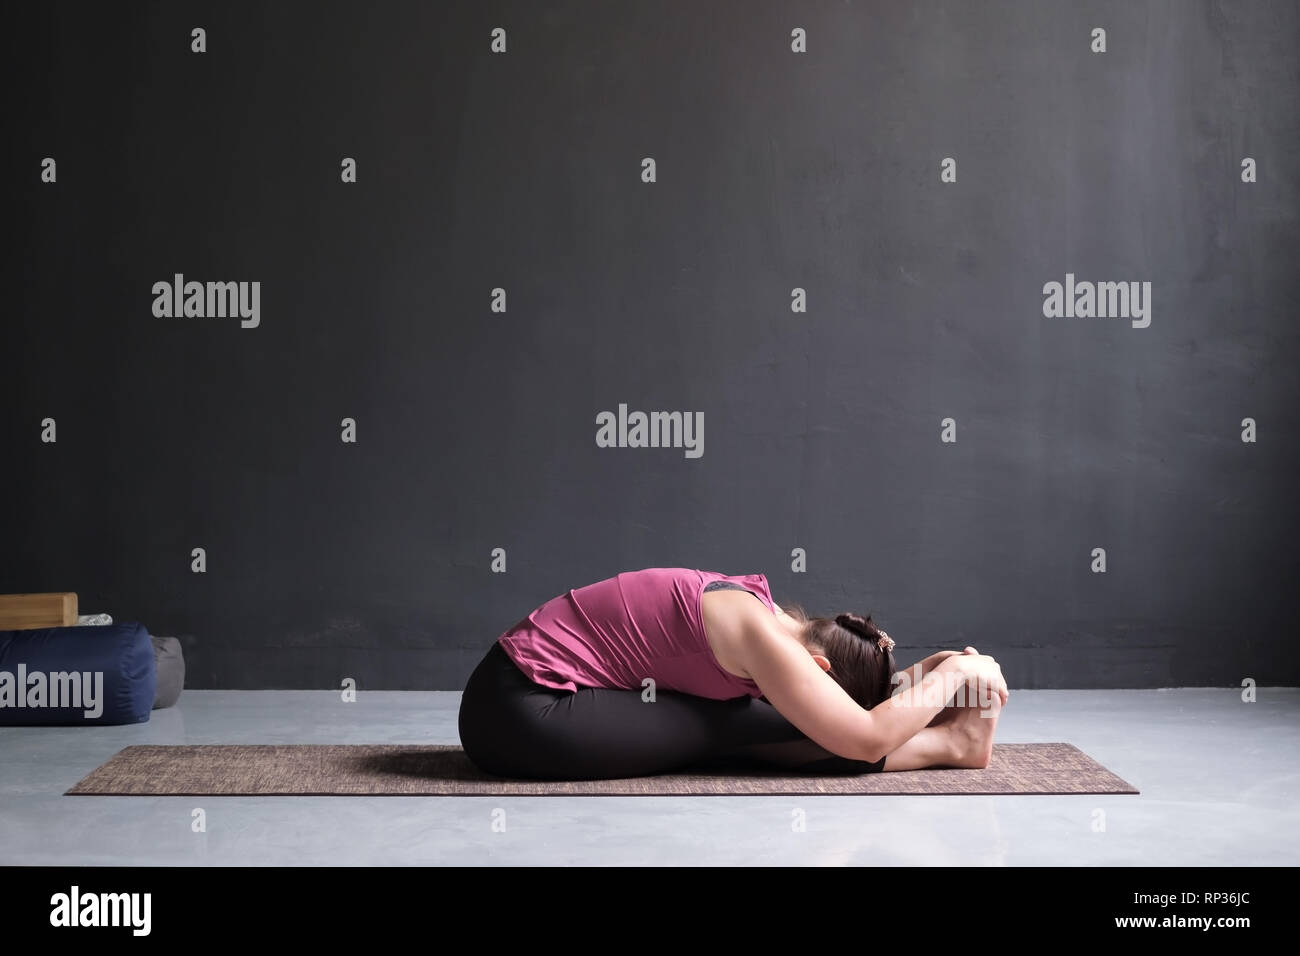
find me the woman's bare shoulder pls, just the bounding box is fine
[701,587,782,678]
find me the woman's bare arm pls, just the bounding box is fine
[896,649,963,694]
[738,613,1002,763]
[898,647,988,726]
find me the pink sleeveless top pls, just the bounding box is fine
[497,567,773,699]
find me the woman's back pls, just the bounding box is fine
[497,567,771,700]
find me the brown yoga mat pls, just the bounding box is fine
[65,742,1137,796]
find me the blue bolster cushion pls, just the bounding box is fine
[0,622,156,725]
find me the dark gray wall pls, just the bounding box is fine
[4,1,1298,689]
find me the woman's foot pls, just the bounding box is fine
[946,695,1002,769]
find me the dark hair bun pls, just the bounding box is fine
[835,612,877,639]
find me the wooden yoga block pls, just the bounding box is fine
[0,592,79,630]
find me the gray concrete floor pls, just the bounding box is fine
[1,688,1296,866]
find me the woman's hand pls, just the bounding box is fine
[941,652,1008,707]
[901,647,986,696]
[918,648,967,675]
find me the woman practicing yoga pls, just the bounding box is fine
[458,567,1008,780]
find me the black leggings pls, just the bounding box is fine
[457,642,886,780]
